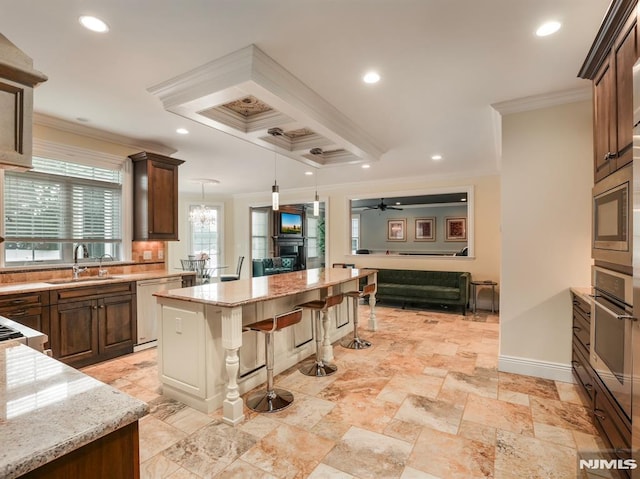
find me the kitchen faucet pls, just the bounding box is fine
[72,243,89,279]
[98,253,114,277]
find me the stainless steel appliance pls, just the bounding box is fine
[593,164,632,273]
[0,316,48,353]
[135,276,183,351]
[591,266,633,419]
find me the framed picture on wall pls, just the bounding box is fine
[445,217,467,241]
[415,218,435,241]
[387,219,406,241]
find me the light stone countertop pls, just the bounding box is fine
[570,286,594,303]
[0,269,194,295]
[0,341,148,479]
[154,267,377,308]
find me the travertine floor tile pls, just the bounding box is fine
[82,304,610,479]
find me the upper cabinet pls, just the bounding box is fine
[0,34,47,171]
[129,151,185,241]
[579,0,639,182]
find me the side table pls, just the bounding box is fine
[470,280,498,313]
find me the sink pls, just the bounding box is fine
[45,276,119,285]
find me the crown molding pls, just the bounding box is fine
[33,112,177,156]
[490,87,592,116]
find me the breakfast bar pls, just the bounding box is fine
[154,267,377,425]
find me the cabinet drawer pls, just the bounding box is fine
[0,291,48,309]
[51,282,135,303]
[593,376,631,456]
[572,343,594,401]
[572,309,591,351]
[572,294,592,320]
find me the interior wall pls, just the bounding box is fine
[500,100,592,378]
[358,204,468,254]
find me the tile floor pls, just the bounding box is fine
[81,305,614,479]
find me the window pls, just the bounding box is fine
[4,157,122,265]
[189,204,222,270]
[251,208,269,259]
[351,214,360,253]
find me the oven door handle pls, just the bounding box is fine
[594,297,636,321]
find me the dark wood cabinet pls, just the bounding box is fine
[0,34,47,171]
[129,151,184,241]
[579,0,639,182]
[571,292,594,402]
[0,291,50,344]
[50,282,136,368]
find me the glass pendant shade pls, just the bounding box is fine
[313,192,319,217]
[272,183,279,211]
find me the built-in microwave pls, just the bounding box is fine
[592,165,632,271]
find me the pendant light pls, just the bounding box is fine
[268,128,283,211]
[189,180,219,226]
[313,168,320,217]
[310,149,323,217]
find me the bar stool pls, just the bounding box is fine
[243,308,303,412]
[297,293,344,377]
[341,283,375,349]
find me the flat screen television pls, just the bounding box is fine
[280,212,302,235]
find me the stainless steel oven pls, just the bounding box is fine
[593,165,632,272]
[591,266,633,419]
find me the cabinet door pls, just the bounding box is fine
[593,58,616,182]
[148,160,179,240]
[613,14,638,169]
[99,294,135,359]
[50,299,98,367]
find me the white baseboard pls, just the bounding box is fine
[498,354,575,383]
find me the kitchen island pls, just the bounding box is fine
[0,341,148,479]
[154,267,377,425]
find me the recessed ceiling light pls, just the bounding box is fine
[305,171,313,176]
[431,154,443,160]
[363,72,380,84]
[176,128,189,135]
[79,15,109,33]
[536,21,561,37]
[361,164,371,169]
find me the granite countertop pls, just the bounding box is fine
[0,341,148,479]
[155,267,377,308]
[0,269,194,295]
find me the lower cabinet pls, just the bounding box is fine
[50,282,136,368]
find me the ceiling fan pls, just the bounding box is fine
[364,198,403,211]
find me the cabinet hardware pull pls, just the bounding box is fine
[594,409,606,420]
[99,305,105,309]
[585,342,590,347]
[92,306,98,310]
[604,152,618,161]
[572,326,581,331]
[585,383,593,391]
[11,310,27,316]
[571,360,580,366]
[10,299,26,304]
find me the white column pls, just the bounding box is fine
[221,306,244,425]
[368,271,378,331]
[321,308,334,362]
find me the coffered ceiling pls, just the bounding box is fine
[0,0,611,195]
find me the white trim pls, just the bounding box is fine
[498,354,575,383]
[491,87,592,116]
[33,138,126,169]
[34,113,176,157]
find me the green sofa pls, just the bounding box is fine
[252,256,296,277]
[374,269,470,314]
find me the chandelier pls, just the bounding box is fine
[189,180,219,226]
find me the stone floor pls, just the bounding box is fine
[81,305,614,479]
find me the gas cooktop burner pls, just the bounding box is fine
[0,323,24,341]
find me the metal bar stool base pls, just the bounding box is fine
[299,360,338,377]
[340,337,372,349]
[246,388,294,413]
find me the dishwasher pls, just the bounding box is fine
[136,276,183,351]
